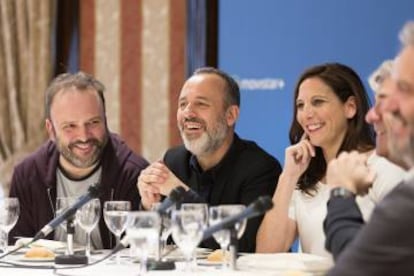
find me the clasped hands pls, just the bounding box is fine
[137,161,188,210]
[327,151,376,195]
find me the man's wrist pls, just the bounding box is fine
[139,201,151,210]
[330,187,355,199]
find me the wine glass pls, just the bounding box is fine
[127,211,160,275]
[76,198,101,258]
[180,203,208,224]
[171,208,204,272]
[0,198,20,254]
[103,201,130,264]
[180,203,208,267]
[208,204,246,269]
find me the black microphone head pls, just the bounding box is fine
[169,186,186,202]
[252,196,273,213]
[88,184,101,197]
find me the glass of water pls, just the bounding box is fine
[0,198,20,254]
[127,211,160,275]
[76,198,101,258]
[180,203,208,267]
[103,201,130,264]
[171,208,204,272]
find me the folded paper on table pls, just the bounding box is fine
[237,253,333,273]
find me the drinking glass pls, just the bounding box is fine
[103,201,130,264]
[208,204,246,269]
[127,211,160,275]
[180,203,208,267]
[0,198,20,254]
[76,198,101,258]
[181,203,208,224]
[171,209,204,272]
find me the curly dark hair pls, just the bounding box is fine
[289,63,375,194]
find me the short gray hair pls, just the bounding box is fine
[368,60,393,93]
[193,67,240,108]
[399,21,414,47]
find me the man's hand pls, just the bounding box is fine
[147,161,188,195]
[327,151,376,195]
[137,163,162,210]
[137,161,188,210]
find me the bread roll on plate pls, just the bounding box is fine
[24,246,55,259]
[206,249,229,262]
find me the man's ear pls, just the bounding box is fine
[45,119,56,141]
[226,105,240,127]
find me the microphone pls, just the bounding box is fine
[155,186,186,214]
[202,196,273,240]
[33,184,101,241]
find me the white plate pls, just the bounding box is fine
[14,238,66,251]
[13,238,84,255]
[237,253,333,273]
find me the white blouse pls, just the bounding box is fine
[288,153,405,258]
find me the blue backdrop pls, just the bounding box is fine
[218,0,414,163]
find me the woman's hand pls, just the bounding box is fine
[283,135,315,178]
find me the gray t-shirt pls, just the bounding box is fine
[54,166,104,250]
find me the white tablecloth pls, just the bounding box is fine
[0,250,332,276]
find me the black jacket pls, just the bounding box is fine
[326,179,414,275]
[164,134,282,252]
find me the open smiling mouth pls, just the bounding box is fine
[306,123,323,132]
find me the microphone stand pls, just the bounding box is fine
[146,217,175,270]
[55,217,87,265]
[228,228,238,270]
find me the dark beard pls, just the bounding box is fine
[58,136,108,168]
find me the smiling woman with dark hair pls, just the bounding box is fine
[256,62,381,258]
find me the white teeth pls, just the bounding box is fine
[76,144,91,149]
[186,123,201,129]
[307,123,322,131]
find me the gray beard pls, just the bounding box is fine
[181,120,229,156]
